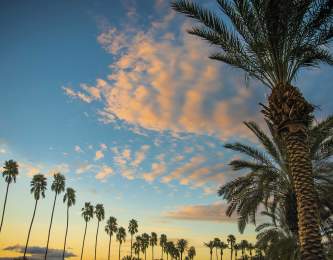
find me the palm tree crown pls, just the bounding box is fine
[51,172,65,194]
[117,227,126,244]
[2,160,19,184]
[188,246,196,259]
[105,216,118,236]
[128,218,138,235]
[31,174,47,200]
[63,187,76,207]
[82,202,94,222]
[95,204,105,222]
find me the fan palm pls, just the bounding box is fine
[129,219,139,258]
[105,216,118,260]
[23,174,47,259]
[160,234,167,259]
[94,204,105,260]
[44,173,65,260]
[188,246,196,260]
[177,239,188,260]
[204,241,215,260]
[117,226,127,260]
[219,118,333,239]
[62,187,76,260]
[80,202,94,260]
[171,1,333,258]
[133,236,142,260]
[165,241,175,260]
[0,160,18,233]
[141,233,150,260]
[150,232,158,260]
[227,235,236,260]
[213,238,220,260]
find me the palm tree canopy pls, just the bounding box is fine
[150,232,158,246]
[51,173,65,194]
[81,202,94,222]
[30,174,47,200]
[188,246,196,257]
[213,238,221,248]
[128,218,138,235]
[218,117,333,233]
[116,227,126,244]
[172,0,333,88]
[141,233,150,250]
[2,160,19,184]
[227,234,236,246]
[160,234,167,247]
[177,239,188,253]
[94,204,105,222]
[204,241,215,251]
[105,216,118,235]
[63,187,76,207]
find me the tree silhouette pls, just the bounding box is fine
[141,233,150,260]
[227,235,236,260]
[117,226,126,260]
[188,246,196,260]
[23,174,47,259]
[128,219,139,258]
[204,241,215,260]
[105,216,118,260]
[45,173,65,260]
[177,239,188,260]
[62,187,76,260]
[80,202,94,260]
[0,160,18,233]
[213,238,220,260]
[150,232,158,260]
[94,204,105,260]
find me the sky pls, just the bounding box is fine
[0,0,332,259]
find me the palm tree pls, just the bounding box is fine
[117,226,126,260]
[23,174,47,259]
[94,204,105,260]
[165,241,174,260]
[247,243,255,260]
[105,216,118,260]
[188,246,196,260]
[80,202,94,260]
[171,1,333,258]
[160,234,167,259]
[141,233,150,260]
[234,244,240,260]
[0,160,18,233]
[177,239,188,260]
[218,241,228,260]
[213,238,220,260]
[44,173,65,259]
[62,187,76,260]
[129,219,139,258]
[150,232,158,260]
[227,235,236,260]
[204,241,215,260]
[133,236,142,260]
[240,240,248,260]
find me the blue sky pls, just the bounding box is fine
[0,0,332,259]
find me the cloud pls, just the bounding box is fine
[131,145,150,167]
[142,162,166,183]
[94,150,104,160]
[47,163,70,176]
[74,145,83,153]
[20,162,41,177]
[95,165,114,181]
[100,143,108,150]
[76,164,95,174]
[164,202,236,222]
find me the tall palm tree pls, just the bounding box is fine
[62,187,76,260]
[94,204,105,260]
[171,1,333,258]
[213,238,220,260]
[177,239,188,260]
[80,202,94,260]
[23,174,47,259]
[165,241,174,260]
[160,234,167,259]
[133,236,142,260]
[188,246,196,260]
[227,235,236,260]
[44,173,65,260]
[247,243,255,260]
[0,160,18,233]
[218,241,228,260]
[105,216,118,260]
[141,233,150,260]
[128,219,139,258]
[150,232,158,260]
[234,244,240,260]
[117,226,126,260]
[240,240,248,260]
[204,241,215,260]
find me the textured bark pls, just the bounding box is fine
[45,192,58,260]
[62,206,69,260]
[0,182,10,232]
[24,200,38,259]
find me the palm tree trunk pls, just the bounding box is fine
[23,199,38,259]
[152,246,154,260]
[161,246,164,260]
[215,248,218,260]
[180,252,182,260]
[80,221,88,260]
[167,252,169,260]
[210,252,212,260]
[230,249,232,260]
[0,182,10,232]
[45,192,57,260]
[94,220,100,260]
[108,234,112,260]
[145,250,147,260]
[118,243,121,260]
[220,250,222,260]
[62,205,69,260]
[131,234,133,258]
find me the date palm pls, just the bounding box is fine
[94,204,105,260]
[227,235,236,260]
[204,241,215,260]
[177,239,188,260]
[80,202,94,260]
[171,1,333,258]
[160,234,167,259]
[105,216,118,260]
[129,219,139,258]
[117,226,126,260]
[150,232,158,260]
[44,173,65,260]
[0,160,18,233]
[141,233,150,260]
[23,174,47,259]
[62,187,76,260]
[188,246,196,260]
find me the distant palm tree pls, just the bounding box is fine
[150,232,158,260]
[117,226,126,260]
[105,216,118,260]
[188,246,196,260]
[0,160,18,233]
[204,241,215,260]
[177,239,188,260]
[80,202,94,260]
[129,219,139,258]
[141,233,150,260]
[133,236,142,260]
[227,235,236,260]
[94,204,105,260]
[44,173,65,260]
[62,187,76,260]
[234,244,240,260]
[218,241,228,260]
[23,174,47,259]
[160,234,167,259]
[165,241,175,260]
[247,243,254,260]
[213,238,220,260]
[240,240,248,260]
